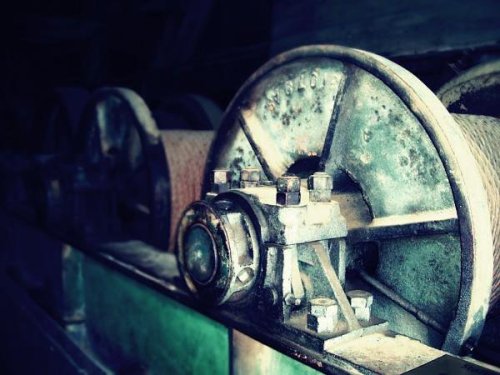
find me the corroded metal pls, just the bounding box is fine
[177,199,260,304]
[308,171,333,202]
[276,174,301,205]
[176,176,387,352]
[240,167,261,188]
[210,169,231,193]
[201,45,495,353]
[307,297,339,334]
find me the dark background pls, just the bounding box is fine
[0,0,499,151]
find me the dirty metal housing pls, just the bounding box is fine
[202,45,494,353]
[177,198,260,305]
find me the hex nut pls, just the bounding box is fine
[309,298,336,315]
[276,174,301,205]
[240,167,260,185]
[285,293,302,306]
[241,180,259,188]
[212,169,231,184]
[307,172,333,191]
[276,191,301,205]
[347,290,373,322]
[307,297,338,334]
[307,315,337,334]
[308,172,332,202]
[211,169,231,193]
[276,174,301,193]
[353,306,371,321]
[347,290,373,308]
[309,190,331,203]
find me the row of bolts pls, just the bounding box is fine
[212,167,334,204]
[211,167,374,334]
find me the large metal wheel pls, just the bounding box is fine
[76,87,170,249]
[76,88,215,250]
[203,45,494,353]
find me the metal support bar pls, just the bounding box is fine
[313,241,361,331]
[358,270,447,334]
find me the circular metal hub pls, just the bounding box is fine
[177,198,260,305]
[183,224,218,285]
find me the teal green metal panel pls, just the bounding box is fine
[83,256,230,375]
[375,234,461,347]
[61,245,85,322]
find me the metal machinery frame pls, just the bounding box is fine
[1,45,500,374]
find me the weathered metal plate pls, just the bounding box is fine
[326,333,444,375]
[374,235,461,348]
[232,330,321,375]
[406,354,500,375]
[326,68,454,216]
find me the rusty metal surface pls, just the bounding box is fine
[160,130,214,251]
[7,208,495,374]
[203,45,494,353]
[327,332,444,375]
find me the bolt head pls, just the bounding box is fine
[276,191,301,205]
[212,169,231,184]
[236,267,254,284]
[276,174,300,193]
[307,172,333,191]
[347,290,373,308]
[307,314,337,334]
[309,297,338,317]
[240,168,260,182]
[307,297,339,334]
[211,169,231,193]
[353,306,371,322]
[285,293,302,306]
